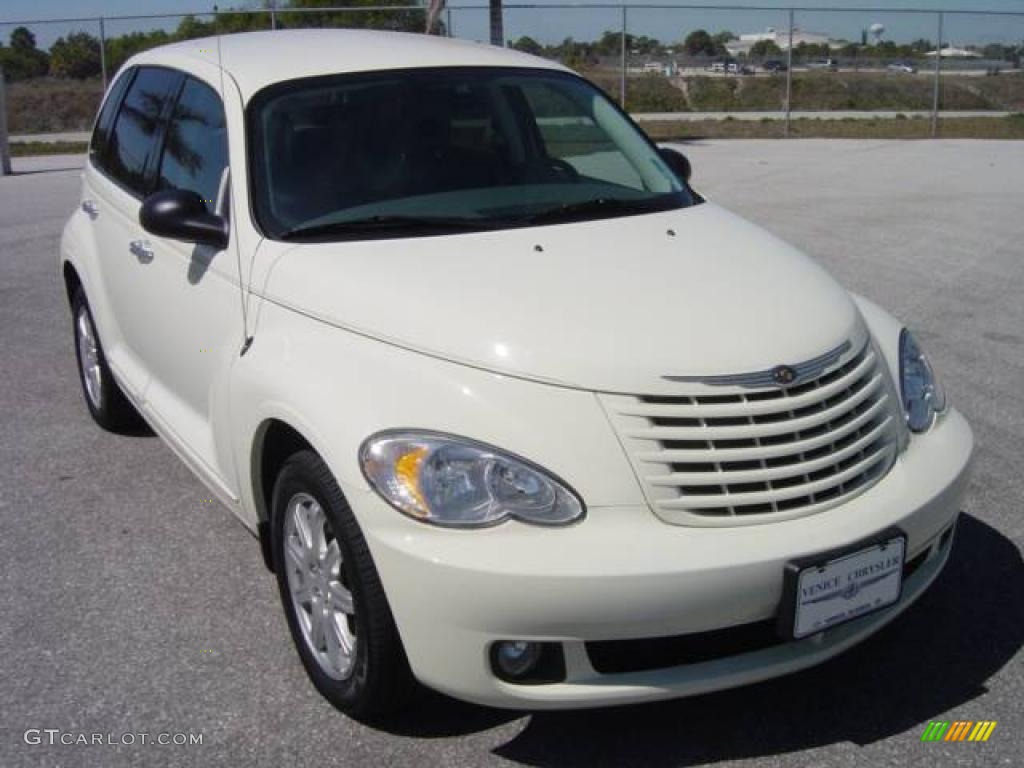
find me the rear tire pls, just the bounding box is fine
[71,286,144,433]
[271,449,415,718]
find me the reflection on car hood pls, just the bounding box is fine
[260,203,861,394]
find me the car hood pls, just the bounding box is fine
[259,202,863,394]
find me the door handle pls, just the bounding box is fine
[81,199,99,218]
[129,239,154,262]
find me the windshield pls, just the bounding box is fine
[248,67,695,241]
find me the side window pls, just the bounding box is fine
[157,77,228,214]
[105,67,181,197]
[89,68,134,164]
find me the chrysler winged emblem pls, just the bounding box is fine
[771,365,798,386]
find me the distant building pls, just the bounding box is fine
[726,27,839,56]
[924,46,981,58]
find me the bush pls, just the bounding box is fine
[50,32,102,79]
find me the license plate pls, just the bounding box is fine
[779,530,906,640]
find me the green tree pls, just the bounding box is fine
[106,30,172,73]
[793,41,830,60]
[174,15,216,40]
[49,31,102,79]
[510,36,543,56]
[683,29,719,57]
[280,0,423,34]
[11,26,37,51]
[0,25,49,81]
[749,39,782,58]
[712,30,735,48]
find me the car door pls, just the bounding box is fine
[82,66,183,400]
[132,74,243,498]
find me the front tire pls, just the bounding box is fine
[271,450,414,718]
[71,286,143,433]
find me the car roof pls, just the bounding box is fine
[126,29,568,102]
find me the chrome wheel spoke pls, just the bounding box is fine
[324,615,344,665]
[288,571,312,605]
[309,596,327,651]
[323,541,343,577]
[292,502,315,553]
[327,581,354,615]
[285,536,308,573]
[306,501,328,559]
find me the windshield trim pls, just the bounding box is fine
[246,65,699,243]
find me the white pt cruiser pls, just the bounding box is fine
[61,30,973,717]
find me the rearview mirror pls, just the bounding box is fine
[139,189,228,250]
[659,147,692,183]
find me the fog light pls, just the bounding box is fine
[494,641,542,679]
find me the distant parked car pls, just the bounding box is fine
[763,59,788,73]
[807,58,839,72]
[887,61,917,74]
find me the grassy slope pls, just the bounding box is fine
[6,78,105,133]
[589,70,1024,113]
[10,141,89,157]
[642,114,1024,140]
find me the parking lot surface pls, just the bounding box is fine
[1,141,1021,767]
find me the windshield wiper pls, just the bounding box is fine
[522,198,658,225]
[279,214,501,241]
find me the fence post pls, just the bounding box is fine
[620,5,627,109]
[270,1,277,30]
[446,6,452,38]
[0,67,11,176]
[784,8,793,137]
[99,17,108,91]
[931,12,943,138]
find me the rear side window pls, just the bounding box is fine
[89,68,134,163]
[104,67,181,197]
[156,77,228,214]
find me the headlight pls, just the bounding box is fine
[899,329,946,432]
[359,431,585,527]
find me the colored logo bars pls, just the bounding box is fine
[921,721,997,742]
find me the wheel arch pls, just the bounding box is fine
[63,260,83,308]
[250,417,323,572]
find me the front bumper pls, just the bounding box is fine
[355,409,973,709]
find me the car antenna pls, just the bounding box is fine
[213,4,255,356]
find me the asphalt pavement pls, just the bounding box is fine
[1,142,1021,767]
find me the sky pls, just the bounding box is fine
[2,1,1024,51]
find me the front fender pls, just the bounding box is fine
[229,299,646,530]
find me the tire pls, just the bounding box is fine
[71,286,144,433]
[271,450,415,718]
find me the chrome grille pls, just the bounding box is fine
[601,341,900,525]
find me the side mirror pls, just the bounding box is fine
[659,147,692,183]
[139,189,228,250]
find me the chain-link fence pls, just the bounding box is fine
[1,3,1023,147]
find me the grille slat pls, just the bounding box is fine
[602,340,900,524]
[648,418,893,487]
[657,445,894,510]
[619,350,877,420]
[625,372,884,442]
[634,396,890,465]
